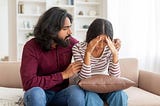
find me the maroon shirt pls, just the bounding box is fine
[20,37,78,91]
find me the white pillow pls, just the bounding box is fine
[0,87,24,106]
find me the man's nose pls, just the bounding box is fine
[68,27,72,35]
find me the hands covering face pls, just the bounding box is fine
[86,35,121,54]
[105,36,118,55]
[86,36,102,53]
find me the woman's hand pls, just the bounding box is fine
[113,38,121,51]
[86,36,102,53]
[84,36,102,65]
[106,37,118,63]
[106,37,118,55]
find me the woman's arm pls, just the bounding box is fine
[106,37,121,77]
[72,43,92,79]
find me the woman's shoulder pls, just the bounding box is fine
[73,41,87,49]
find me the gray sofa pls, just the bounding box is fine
[0,58,160,106]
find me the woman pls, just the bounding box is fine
[72,18,128,106]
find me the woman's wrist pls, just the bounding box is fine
[84,51,91,65]
[85,51,91,56]
[112,53,118,63]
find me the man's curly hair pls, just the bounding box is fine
[33,7,72,51]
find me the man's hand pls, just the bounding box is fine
[62,61,82,79]
[113,38,121,51]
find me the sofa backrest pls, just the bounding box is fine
[0,58,139,88]
[119,58,139,86]
[0,61,22,88]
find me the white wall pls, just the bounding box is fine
[8,0,17,61]
[0,0,8,59]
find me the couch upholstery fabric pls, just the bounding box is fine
[0,58,160,106]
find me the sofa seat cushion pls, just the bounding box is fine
[124,87,160,106]
[0,87,24,106]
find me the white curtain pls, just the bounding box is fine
[0,0,8,59]
[107,0,160,73]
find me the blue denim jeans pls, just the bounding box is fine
[85,90,128,106]
[23,85,85,106]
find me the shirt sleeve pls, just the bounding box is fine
[20,42,64,91]
[72,43,92,81]
[108,54,121,77]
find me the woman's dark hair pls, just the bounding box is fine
[34,7,73,51]
[86,18,113,43]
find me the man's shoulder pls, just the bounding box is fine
[24,38,40,49]
[25,38,34,45]
[69,36,79,46]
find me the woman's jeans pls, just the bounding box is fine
[85,90,128,106]
[23,85,85,106]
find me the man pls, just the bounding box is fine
[20,7,85,106]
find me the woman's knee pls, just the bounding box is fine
[107,90,128,106]
[85,91,103,106]
[114,90,128,99]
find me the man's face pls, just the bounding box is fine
[56,17,72,47]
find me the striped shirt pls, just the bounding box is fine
[72,42,120,82]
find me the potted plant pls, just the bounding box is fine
[25,32,34,40]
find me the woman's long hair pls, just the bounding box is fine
[86,18,113,43]
[34,7,72,51]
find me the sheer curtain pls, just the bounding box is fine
[107,0,160,73]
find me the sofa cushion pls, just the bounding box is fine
[78,75,135,93]
[0,87,24,106]
[120,58,139,86]
[124,87,160,106]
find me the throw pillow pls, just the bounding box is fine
[78,75,135,93]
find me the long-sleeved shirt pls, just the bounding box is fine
[20,37,78,91]
[72,42,120,81]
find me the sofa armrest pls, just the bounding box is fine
[138,70,160,96]
[0,62,22,88]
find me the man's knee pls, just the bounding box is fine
[68,85,85,97]
[24,87,46,103]
[67,85,85,105]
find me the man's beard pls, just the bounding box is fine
[53,35,71,47]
